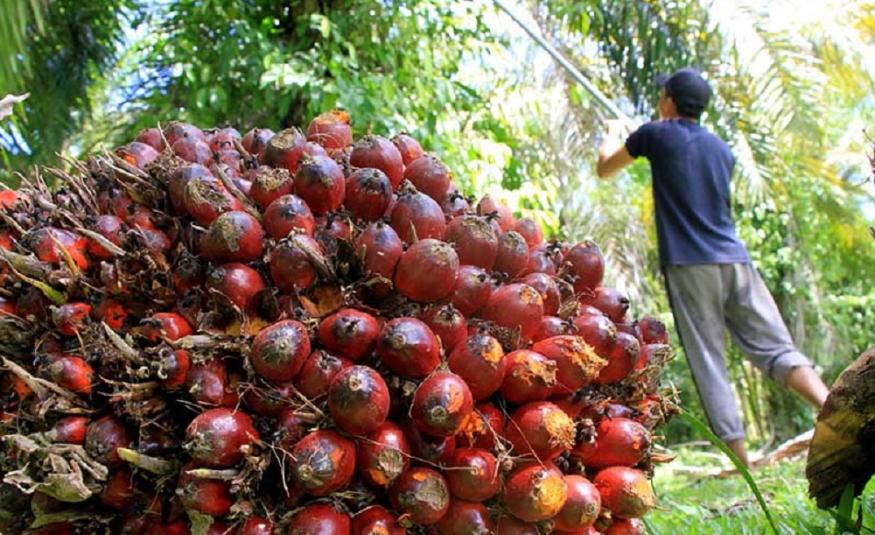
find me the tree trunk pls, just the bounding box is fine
[806,346,875,508]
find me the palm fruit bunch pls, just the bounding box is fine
[0,110,678,535]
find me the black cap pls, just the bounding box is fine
[656,68,712,118]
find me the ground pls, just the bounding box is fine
[647,446,875,534]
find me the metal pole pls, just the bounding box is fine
[492,0,636,128]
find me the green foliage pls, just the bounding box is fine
[0,0,134,169]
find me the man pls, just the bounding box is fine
[595,68,829,467]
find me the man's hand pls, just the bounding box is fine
[596,119,635,178]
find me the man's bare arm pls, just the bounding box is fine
[596,120,635,178]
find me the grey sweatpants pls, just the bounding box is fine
[664,263,813,442]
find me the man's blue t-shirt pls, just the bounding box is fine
[625,119,750,267]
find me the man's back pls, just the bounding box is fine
[626,119,750,267]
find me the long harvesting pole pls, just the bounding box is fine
[492,0,637,128]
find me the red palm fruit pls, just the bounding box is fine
[572,313,618,359]
[352,505,404,535]
[52,303,92,336]
[314,214,352,253]
[597,332,640,384]
[168,164,212,214]
[100,468,136,510]
[262,194,315,239]
[30,227,89,270]
[532,316,574,342]
[402,419,457,464]
[238,516,273,535]
[520,273,561,316]
[502,463,568,522]
[477,194,515,232]
[581,287,630,323]
[0,229,13,250]
[604,518,646,535]
[294,154,345,215]
[160,349,191,390]
[177,461,233,516]
[457,402,505,451]
[138,226,172,252]
[392,133,424,165]
[264,127,308,172]
[356,421,410,487]
[522,247,558,276]
[593,467,655,519]
[117,141,159,169]
[390,187,446,243]
[435,499,495,535]
[46,354,93,395]
[135,127,164,151]
[242,127,274,159]
[86,281,123,317]
[637,316,669,345]
[514,218,543,248]
[443,215,499,270]
[449,265,492,316]
[183,174,243,225]
[350,135,405,189]
[288,504,351,534]
[402,154,451,201]
[447,333,505,400]
[531,336,604,394]
[274,408,311,451]
[250,319,310,381]
[199,210,264,263]
[307,110,353,150]
[446,448,500,501]
[185,408,260,468]
[172,136,212,165]
[208,126,241,151]
[164,121,206,146]
[248,166,294,209]
[442,189,471,218]
[319,308,380,362]
[394,239,459,303]
[507,401,575,461]
[328,365,390,435]
[564,241,605,293]
[288,430,356,496]
[496,516,540,535]
[480,283,544,340]
[244,381,296,417]
[422,304,467,354]
[85,415,130,467]
[206,263,266,310]
[376,317,441,378]
[0,296,15,316]
[574,418,650,470]
[50,416,89,444]
[411,371,474,437]
[615,321,637,337]
[140,312,193,342]
[295,350,352,400]
[495,230,529,278]
[187,360,229,405]
[390,467,450,525]
[500,350,557,404]
[87,215,124,259]
[636,343,671,372]
[553,475,601,531]
[268,234,324,292]
[357,222,403,279]
[345,168,393,221]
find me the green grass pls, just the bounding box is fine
[646,447,875,535]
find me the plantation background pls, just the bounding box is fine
[2,0,874,532]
